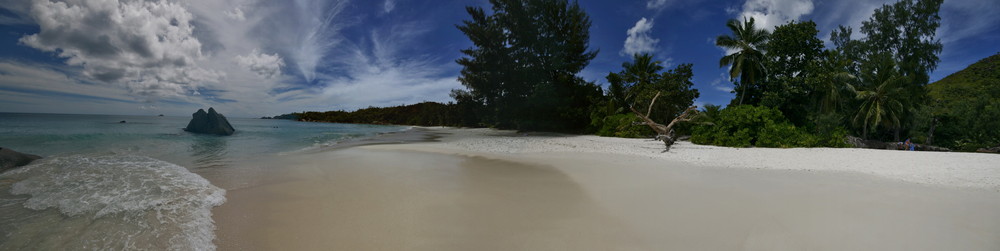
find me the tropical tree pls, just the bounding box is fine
[606,53,700,123]
[851,54,910,140]
[859,0,944,87]
[454,0,600,132]
[716,17,770,106]
[809,50,856,115]
[758,20,825,125]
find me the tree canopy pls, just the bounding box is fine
[606,54,700,124]
[716,17,770,106]
[454,0,600,132]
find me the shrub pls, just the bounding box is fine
[691,105,848,148]
[758,121,816,147]
[594,113,654,138]
[692,105,784,147]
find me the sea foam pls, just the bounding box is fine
[0,154,226,250]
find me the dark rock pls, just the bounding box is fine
[119,120,126,123]
[184,107,235,136]
[915,144,951,152]
[845,136,892,149]
[845,136,951,151]
[0,147,42,172]
[978,146,1000,153]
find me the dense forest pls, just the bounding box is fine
[269,0,997,152]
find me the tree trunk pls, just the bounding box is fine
[894,127,900,142]
[927,117,937,145]
[628,91,697,152]
[738,80,746,106]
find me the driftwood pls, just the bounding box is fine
[628,91,697,152]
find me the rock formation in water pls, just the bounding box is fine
[0,147,42,172]
[184,107,235,136]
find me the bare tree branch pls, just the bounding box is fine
[628,92,697,152]
[646,91,661,118]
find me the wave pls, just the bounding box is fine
[0,154,225,250]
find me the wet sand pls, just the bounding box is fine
[207,128,1000,250]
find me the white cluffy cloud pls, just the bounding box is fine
[19,0,222,99]
[737,0,814,30]
[621,18,659,56]
[5,0,467,117]
[236,49,285,79]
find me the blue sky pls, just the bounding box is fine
[0,0,997,117]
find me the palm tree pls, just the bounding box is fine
[850,55,909,140]
[716,17,770,105]
[813,50,856,114]
[607,53,664,110]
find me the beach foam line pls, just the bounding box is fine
[0,154,225,250]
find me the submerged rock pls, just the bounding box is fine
[184,107,235,136]
[0,147,42,172]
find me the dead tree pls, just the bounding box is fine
[628,91,697,152]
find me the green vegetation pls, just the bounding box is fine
[716,17,770,106]
[592,113,653,138]
[452,0,601,132]
[690,0,949,149]
[276,0,996,152]
[591,54,700,138]
[759,20,824,125]
[913,53,1000,151]
[286,102,463,127]
[690,105,849,148]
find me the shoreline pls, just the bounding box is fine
[370,127,1000,191]
[207,127,1000,250]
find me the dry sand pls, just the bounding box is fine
[207,127,1000,250]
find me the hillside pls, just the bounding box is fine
[928,53,1000,102]
[924,52,1000,151]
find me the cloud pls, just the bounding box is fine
[0,0,33,25]
[19,0,222,99]
[646,0,672,10]
[280,0,347,83]
[235,49,284,79]
[737,0,814,30]
[301,22,460,111]
[0,61,134,102]
[384,0,395,13]
[924,1,999,45]
[621,18,659,56]
[710,72,734,93]
[800,0,999,52]
[223,7,245,21]
[7,0,463,117]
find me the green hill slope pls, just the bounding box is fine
[924,53,1000,151]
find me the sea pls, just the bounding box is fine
[0,112,410,250]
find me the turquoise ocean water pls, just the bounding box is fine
[0,113,408,250]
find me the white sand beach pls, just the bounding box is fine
[208,127,1000,250]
